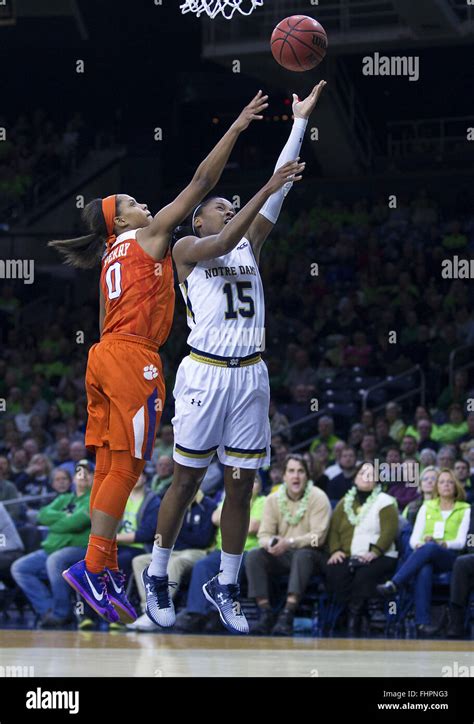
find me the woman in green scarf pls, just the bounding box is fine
[326,462,399,635]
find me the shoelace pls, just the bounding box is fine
[219,582,243,615]
[226,583,240,599]
[97,574,112,603]
[111,570,126,590]
[152,578,178,608]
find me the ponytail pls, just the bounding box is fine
[48,198,113,269]
[48,233,104,269]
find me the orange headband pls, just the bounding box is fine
[102,195,117,250]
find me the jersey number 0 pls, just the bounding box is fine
[105,262,122,300]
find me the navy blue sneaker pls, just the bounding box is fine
[142,567,177,627]
[106,568,137,624]
[202,574,249,634]
[62,560,119,623]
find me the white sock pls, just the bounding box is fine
[218,551,243,585]
[148,544,173,578]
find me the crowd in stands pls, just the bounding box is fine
[0,108,118,221]
[0,436,472,637]
[1,189,474,636]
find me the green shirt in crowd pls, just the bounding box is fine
[119,494,144,549]
[310,434,341,459]
[37,490,91,554]
[432,422,468,445]
[215,495,265,552]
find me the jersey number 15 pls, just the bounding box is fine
[223,282,255,319]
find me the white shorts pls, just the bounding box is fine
[172,354,271,469]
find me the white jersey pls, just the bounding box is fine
[179,237,265,357]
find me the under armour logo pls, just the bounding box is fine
[229,359,239,366]
[237,242,248,249]
[217,593,228,605]
[191,398,202,406]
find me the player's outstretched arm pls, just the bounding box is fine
[248,80,327,264]
[173,160,305,266]
[137,92,269,261]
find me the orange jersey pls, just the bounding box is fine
[100,229,175,348]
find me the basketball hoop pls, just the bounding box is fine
[180,0,263,20]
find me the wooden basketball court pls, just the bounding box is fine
[1,630,472,677]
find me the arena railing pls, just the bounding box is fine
[270,367,426,456]
[1,143,125,226]
[387,116,474,161]
[449,0,474,25]
[203,0,405,44]
[361,364,425,413]
[449,344,474,388]
[327,57,377,169]
[2,493,57,508]
[271,408,335,457]
[274,409,322,437]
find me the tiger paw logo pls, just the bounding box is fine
[143,365,159,380]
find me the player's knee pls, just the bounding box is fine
[224,482,253,507]
[109,465,140,494]
[171,469,203,500]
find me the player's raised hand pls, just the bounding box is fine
[231,90,269,132]
[265,158,305,194]
[292,80,327,119]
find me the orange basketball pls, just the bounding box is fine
[271,15,328,72]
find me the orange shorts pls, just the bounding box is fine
[85,333,165,461]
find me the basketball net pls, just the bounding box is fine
[180,0,263,20]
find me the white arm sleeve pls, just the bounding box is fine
[446,508,471,550]
[259,117,308,224]
[409,504,426,549]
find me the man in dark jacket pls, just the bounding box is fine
[326,446,357,504]
[0,455,23,522]
[0,503,24,582]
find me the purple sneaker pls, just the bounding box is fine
[106,568,137,624]
[62,560,119,623]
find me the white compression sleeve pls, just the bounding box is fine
[259,116,308,224]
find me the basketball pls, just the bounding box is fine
[271,15,328,72]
